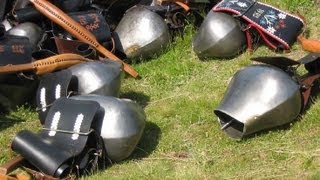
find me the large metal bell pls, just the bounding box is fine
[115,5,170,59]
[214,64,302,139]
[71,95,146,162]
[193,11,246,59]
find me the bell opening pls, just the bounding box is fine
[214,110,245,139]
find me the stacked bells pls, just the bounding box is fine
[36,59,145,159]
[10,59,147,178]
[115,5,170,59]
[36,60,123,123]
[192,11,246,59]
[214,64,302,139]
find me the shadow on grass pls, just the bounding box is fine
[0,115,25,131]
[87,121,161,178]
[120,91,150,109]
[128,121,161,160]
[119,91,161,158]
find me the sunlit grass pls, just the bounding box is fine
[1,0,320,179]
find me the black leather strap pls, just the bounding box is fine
[53,11,112,44]
[0,0,6,21]
[53,0,91,12]
[12,98,101,178]
[36,70,73,124]
[0,35,32,66]
[10,6,43,23]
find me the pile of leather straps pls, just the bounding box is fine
[1,0,320,179]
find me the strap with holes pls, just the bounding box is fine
[29,0,138,78]
[0,53,90,75]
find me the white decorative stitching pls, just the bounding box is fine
[72,113,84,140]
[40,87,47,112]
[49,111,61,136]
[55,84,61,99]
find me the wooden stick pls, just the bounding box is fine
[29,0,138,78]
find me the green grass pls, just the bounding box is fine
[1,0,320,179]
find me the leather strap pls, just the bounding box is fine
[54,37,84,54]
[0,0,7,21]
[0,35,32,66]
[156,0,191,11]
[0,24,5,37]
[0,156,56,180]
[29,0,138,78]
[0,53,90,75]
[0,174,30,180]
[53,38,97,59]
[12,98,101,178]
[0,156,25,175]
[36,70,73,124]
[301,73,320,108]
[213,0,304,50]
[53,0,91,13]
[298,35,320,53]
[68,11,112,44]
[10,6,43,23]
[23,167,57,180]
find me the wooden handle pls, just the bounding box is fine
[29,0,138,78]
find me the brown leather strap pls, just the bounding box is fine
[29,0,138,78]
[0,53,91,75]
[0,156,57,180]
[296,14,320,53]
[156,0,190,11]
[174,2,190,11]
[298,35,320,53]
[0,156,25,175]
[53,37,84,54]
[301,73,320,108]
[0,174,30,180]
[22,167,58,180]
[33,53,91,74]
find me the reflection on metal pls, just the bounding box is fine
[193,11,246,58]
[71,95,146,162]
[2,19,13,31]
[214,64,302,139]
[69,60,122,97]
[115,6,170,59]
